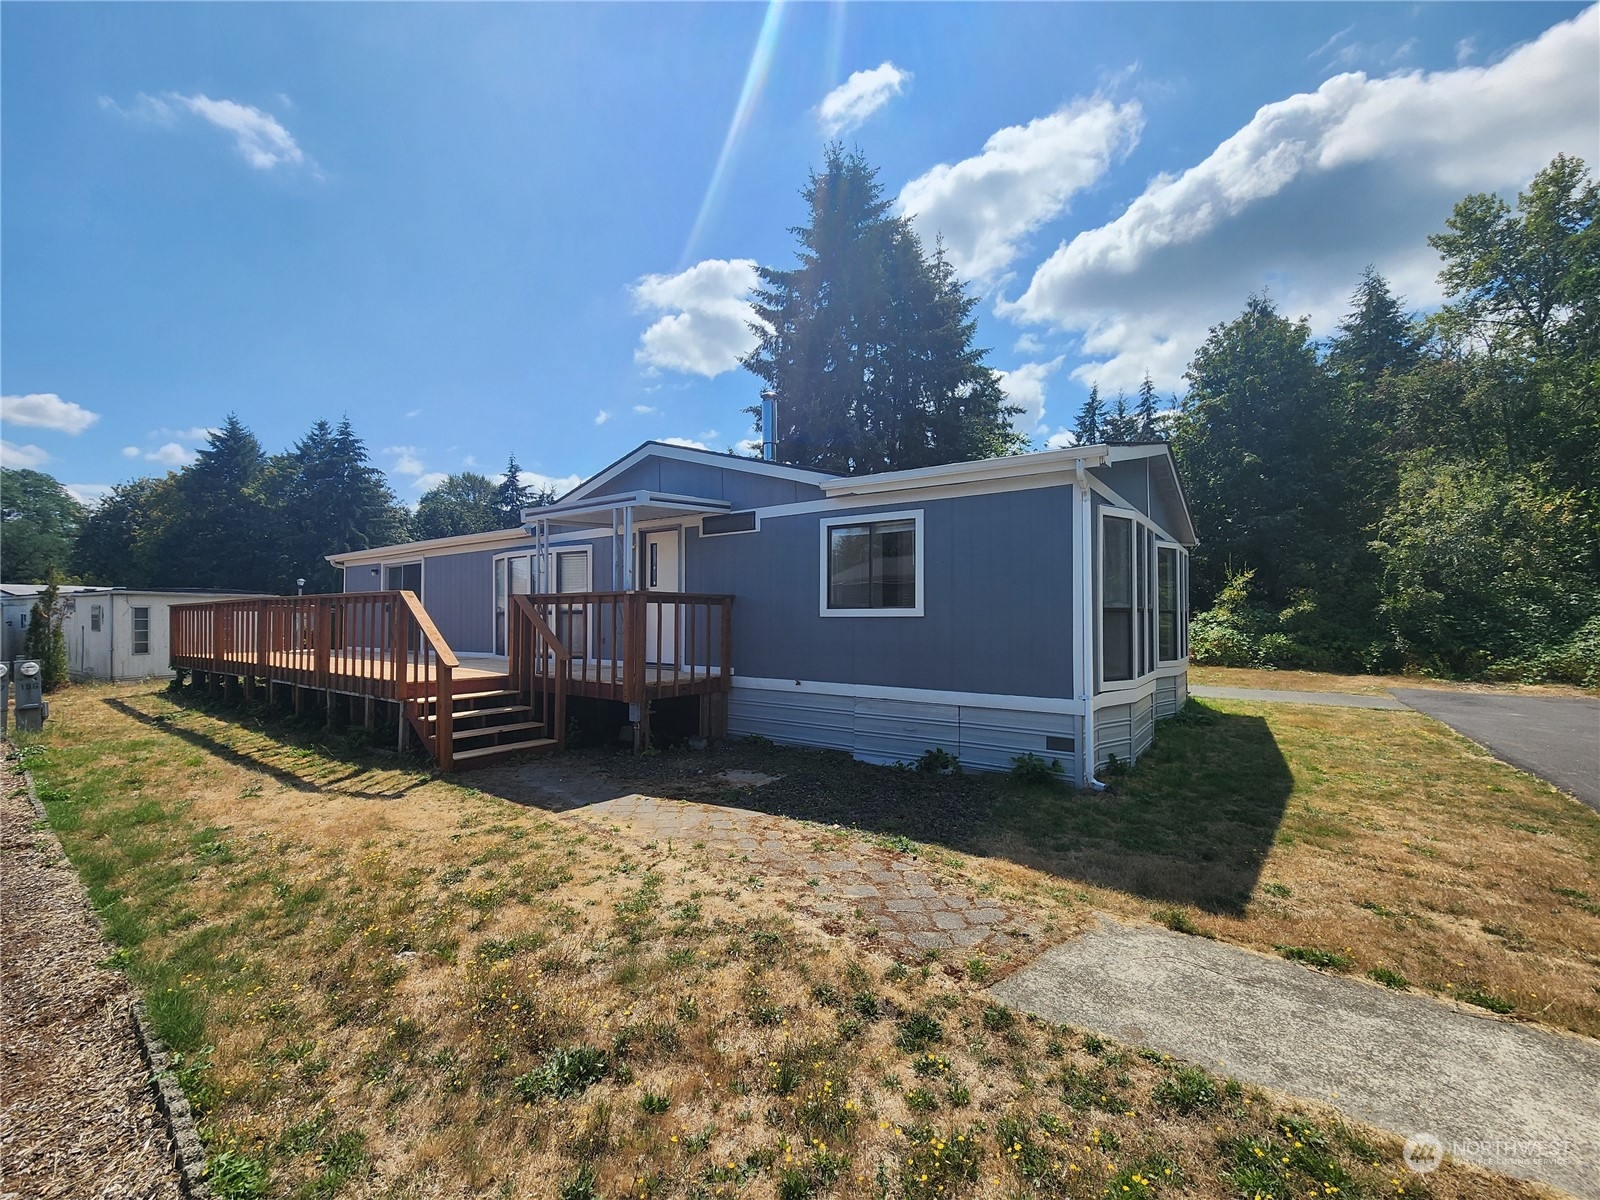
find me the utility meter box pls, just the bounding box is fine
[13,659,47,732]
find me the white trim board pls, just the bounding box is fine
[731,675,1085,716]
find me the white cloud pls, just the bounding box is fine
[0,441,51,469]
[817,62,913,137]
[154,426,220,443]
[632,258,761,378]
[146,443,195,467]
[633,404,660,415]
[405,408,422,419]
[897,97,1143,284]
[523,471,582,497]
[661,436,710,451]
[64,483,114,506]
[995,357,1066,434]
[383,446,426,476]
[698,429,720,442]
[1455,36,1478,66]
[594,410,611,426]
[122,446,141,459]
[1012,332,1045,355]
[412,472,449,493]
[1045,429,1082,450]
[1,393,100,434]
[102,91,308,171]
[1006,5,1600,393]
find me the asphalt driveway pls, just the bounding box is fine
[1389,689,1600,812]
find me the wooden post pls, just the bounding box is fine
[363,695,376,730]
[314,598,332,691]
[436,663,454,772]
[720,598,732,690]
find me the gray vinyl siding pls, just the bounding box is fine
[343,566,382,594]
[1094,690,1156,768]
[726,683,1082,776]
[600,460,828,510]
[1154,671,1186,719]
[690,485,1077,699]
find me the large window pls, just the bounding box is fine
[821,513,922,616]
[1102,512,1189,686]
[131,606,151,655]
[1102,516,1134,681]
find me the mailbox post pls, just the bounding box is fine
[12,660,47,732]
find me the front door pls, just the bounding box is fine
[642,530,680,664]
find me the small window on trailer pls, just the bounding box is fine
[131,606,151,655]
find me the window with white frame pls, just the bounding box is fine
[821,513,922,616]
[131,606,151,655]
[1101,510,1188,686]
[90,604,103,632]
[1158,544,1189,663]
[1101,515,1135,681]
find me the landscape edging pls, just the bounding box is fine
[19,761,213,1200]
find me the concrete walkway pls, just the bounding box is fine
[993,918,1600,1199]
[1190,684,1407,710]
[1390,688,1600,812]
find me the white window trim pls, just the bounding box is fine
[130,605,152,655]
[1155,540,1188,666]
[380,558,425,600]
[818,508,925,618]
[491,546,594,654]
[1097,505,1168,694]
[698,510,762,538]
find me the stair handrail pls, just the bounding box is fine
[396,590,458,770]
[511,594,570,750]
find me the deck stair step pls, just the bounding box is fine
[452,737,560,765]
[416,688,517,707]
[422,703,530,723]
[452,720,546,742]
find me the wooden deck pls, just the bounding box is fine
[170,589,733,770]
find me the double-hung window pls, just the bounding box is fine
[1157,544,1189,663]
[821,512,922,616]
[1101,516,1135,682]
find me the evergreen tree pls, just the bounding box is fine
[412,472,501,540]
[1070,383,1104,445]
[743,146,1025,473]
[1,469,85,583]
[70,477,174,587]
[22,572,69,690]
[489,454,534,531]
[156,415,272,589]
[270,418,409,593]
[1326,267,1420,393]
[1134,373,1163,442]
[1102,390,1137,442]
[1171,294,1346,613]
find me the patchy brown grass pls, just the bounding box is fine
[12,682,1577,1200]
[1190,665,1596,698]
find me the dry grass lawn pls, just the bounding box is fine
[12,681,1586,1200]
[1189,665,1596,699]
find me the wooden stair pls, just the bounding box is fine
[407,674,560,768]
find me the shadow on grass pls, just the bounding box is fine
[105,693,436,801]
[475,699,1291,916]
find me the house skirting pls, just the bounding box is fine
[1091,669,1187,769]
[726,677,1082,776]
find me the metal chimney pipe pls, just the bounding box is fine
[760,390,777,462]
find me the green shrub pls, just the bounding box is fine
[914,747,960,775]
[1008,753,1063,785]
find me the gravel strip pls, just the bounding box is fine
[1,754,184,1200]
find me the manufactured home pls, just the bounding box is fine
[286,440,1196,780]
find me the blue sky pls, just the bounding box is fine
[3,2,1594,507]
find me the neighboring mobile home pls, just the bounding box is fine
[60,589,269,681]
[323,440,1195,783]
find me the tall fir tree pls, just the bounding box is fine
[493,454,554,528]
[1070,383,1104,445]
[157,415,272,590]
[1134,373,1163,442]
[743,146,1025,473]
[1102,390,1137,442]
[412,473,501,540]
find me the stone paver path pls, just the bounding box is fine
[477,760,1049,962]
[995,917,1600,1200]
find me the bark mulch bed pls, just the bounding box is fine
[0,752,182,1200]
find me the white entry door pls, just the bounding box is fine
[643,530,680,664]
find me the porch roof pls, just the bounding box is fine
[524,489,732,530]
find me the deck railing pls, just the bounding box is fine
[510,591,733,703]
[169,591,461,769]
